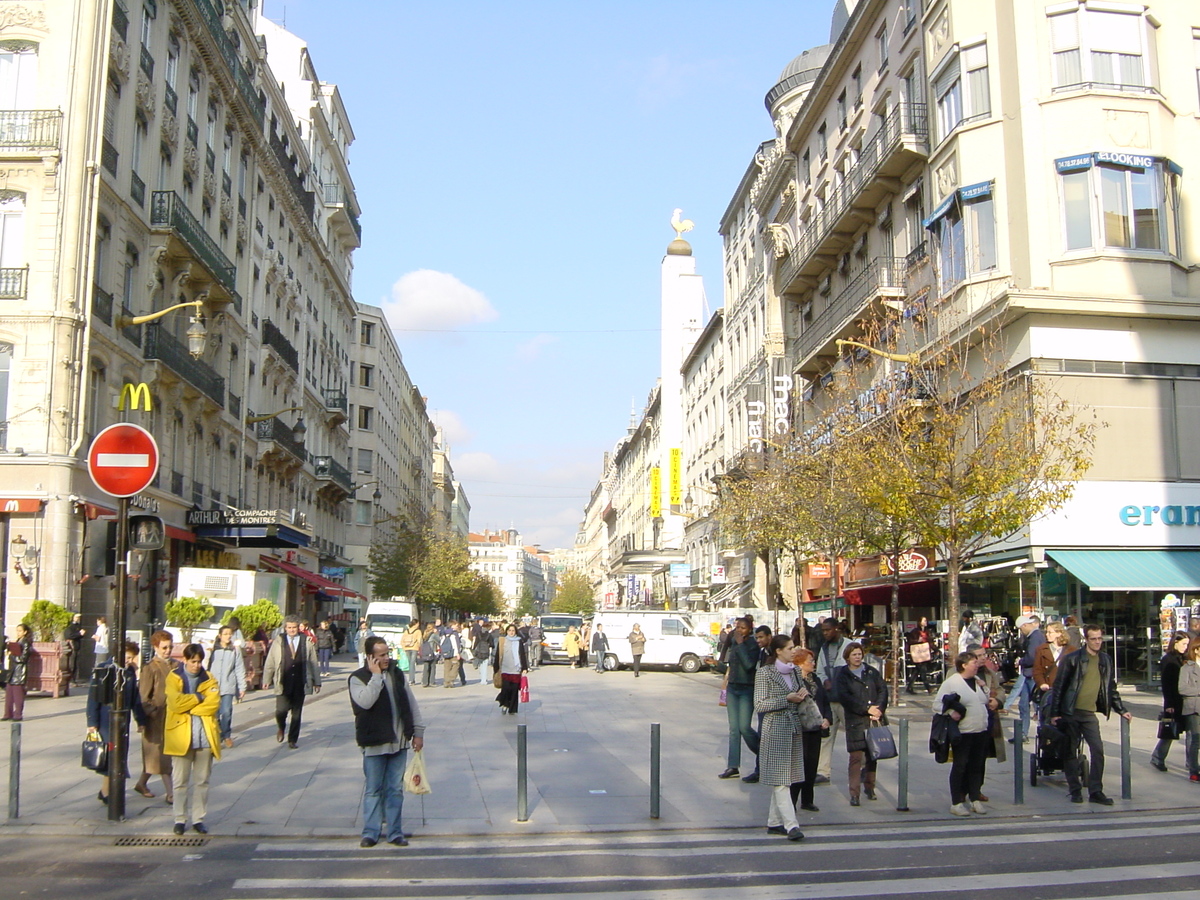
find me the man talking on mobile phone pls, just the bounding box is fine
[349,636,425,847]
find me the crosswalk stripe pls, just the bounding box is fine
[233,859,1200,895]
[249,822,1200,864]
[251,810,1172,854]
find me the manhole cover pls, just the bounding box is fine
[114,836,209,847]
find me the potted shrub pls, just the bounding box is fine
[223,597,283,690]
[164,595,216,643]
[21,600,73,697]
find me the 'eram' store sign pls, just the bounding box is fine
[1031,481,1200,548]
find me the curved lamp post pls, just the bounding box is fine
[115,300,208,359]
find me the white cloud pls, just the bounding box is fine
[514,333,557,363]
[383,269,498,332]
[453,451,506,481]
[428,409,473,447]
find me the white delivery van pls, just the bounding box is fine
[365,598,417,653]
[590,611,710,673]
[170,567,288,649]
[538,614,584,663]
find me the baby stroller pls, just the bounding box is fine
[1029,693,1088,786]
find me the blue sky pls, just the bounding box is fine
[265,1,835,548]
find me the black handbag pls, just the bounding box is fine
[1158,713,1183,741]
[81,738,108,772]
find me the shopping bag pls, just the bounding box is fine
[718,688,727,707]
[519,674,530,704]
[403,750,432,795]
[910,642,931,663]
[864,724,898,761]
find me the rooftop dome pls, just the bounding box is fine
[765,43,831,113]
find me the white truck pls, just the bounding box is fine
[364,598,418,654]
[589,611,712,673]
[169,567,288,649]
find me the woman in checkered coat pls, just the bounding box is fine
[753,634,808,841]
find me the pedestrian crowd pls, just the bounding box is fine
[714,611,1181,840]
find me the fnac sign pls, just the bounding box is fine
[118,382,153,412]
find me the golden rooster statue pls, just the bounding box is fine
[671,208,695,240]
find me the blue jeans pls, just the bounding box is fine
[318,647,332,673]
[404,650,418,684]
[361,749,408,842]
[725,684,759,767]
[218,693,235,741]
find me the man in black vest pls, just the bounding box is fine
[350,636,425,848]
[263,616,321,749]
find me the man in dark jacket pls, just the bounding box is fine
[591,624,610,673]
[1048,624,1132,805]
[63,613,89,683]
[349,636,424,848]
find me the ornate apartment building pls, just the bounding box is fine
[0,1,436,635]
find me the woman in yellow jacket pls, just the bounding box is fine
[563,625,582,669]
[165,643,222,835]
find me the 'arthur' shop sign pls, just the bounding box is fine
[186,508,288,527]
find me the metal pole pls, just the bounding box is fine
[896,717,909,811]
[1120,715,1132,800]
[108,496,129,822]
[7,721,19,819]
[1013,720,1024,805]
[516,723,528,822]
[650,722,661,819]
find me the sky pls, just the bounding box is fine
[263,1,836,549]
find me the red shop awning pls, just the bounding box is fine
[842,578,941,607]
[259,554,362,599]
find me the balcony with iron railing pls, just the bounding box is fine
[269,129,315,219]
[150,191,239,303]
[139,46,154,79]
[228,391,242,419]
[0,110,63,152]
[314,455,354,494]
[164,84,177,114]
[101,138,118,175]
[143,321,226,406]
[776,103,928,296]
[92,285,113,324]
[191,0,266,127]
[130,171,145,207]
[254,415,305,463]
[262,318,299,372]
[0,267,28,300]
[112,0,129,39]
[322,183,362,244]
[120,304,142,347]
[791,257,907,374]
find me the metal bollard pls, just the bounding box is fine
[650,723,661,819]
[517,723,528,822]
[1013,720,1024,805]
[896,718,909,811]
[1120,715,1132,800]
[7,721,19,820]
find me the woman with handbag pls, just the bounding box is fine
[905,617,936,694]
[493,624,528,715]
[752,635,808,841]
[2,623,31,721]
[835,642,887,807]
[85,641,147,803]
[1176,637,1200,781]
[936,650,999,816]
[1150,632,1191,772]
[417,624,441,688]
[791,647,831,814]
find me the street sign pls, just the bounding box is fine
[87,424,160,498]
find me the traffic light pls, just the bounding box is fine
[128,514,165,550]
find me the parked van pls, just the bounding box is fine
[365,598,417,652]
[538,614,584,663]
[589,611,711,673]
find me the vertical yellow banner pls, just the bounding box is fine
[669,447,682,506]
[649,467,662,517]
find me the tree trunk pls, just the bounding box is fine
[793,550,806,649]
[890,553,902,707]
[946,553,962,661]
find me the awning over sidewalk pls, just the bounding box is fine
[259,554,363,599]
[1048,549,1200,591]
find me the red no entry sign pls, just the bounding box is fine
[87,424,160,497]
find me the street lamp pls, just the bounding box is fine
[835,339,918,363]
[245,407,306,439]
[351,479,383,502]
[115,300,209,359]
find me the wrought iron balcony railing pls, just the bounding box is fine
[150,190,237,295]
[261,318,299,372]
[0,110,63,151]
[143,321,226,406]
[321,388,347,413]
[792,256,907,368]
[191,0,266,127]
[254,415,305,463]
[314,455,354,493]
[92,285,113,324]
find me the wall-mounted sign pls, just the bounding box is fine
[186,508,287,527]
[879,549,935,577]
[669,448,682,506]
[649,467,662,518]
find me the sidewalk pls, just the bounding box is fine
[0,654,1193,838]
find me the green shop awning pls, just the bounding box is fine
[1048,550,1200,591]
